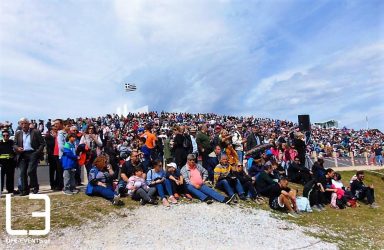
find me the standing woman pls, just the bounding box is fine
[80,124,103,175]
[173,126,187,168]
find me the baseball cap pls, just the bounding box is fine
[166,162,177,169]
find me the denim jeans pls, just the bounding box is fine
[236,150,244,165]
[216,179,245,197]
[18,151,39,192]
[186,184,225,202]
[375,155,383,166]
[63,169,76,191]
[91,185,116,200]
[155,179,173,198]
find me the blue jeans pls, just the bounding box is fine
[186,184,225,202]
[155,179,173,198]
[91,185,116,200]
[376,155,383,166]
[216,179,244,197]
[237,150,244,165]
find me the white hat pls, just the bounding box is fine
[166,162,177,169]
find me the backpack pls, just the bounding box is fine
[296,197,313,212]
[85,167,99,196]
[183,135,192,153]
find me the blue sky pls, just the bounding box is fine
[0,0,383,130]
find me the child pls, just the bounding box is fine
[128,167,158,205]
[61,134,79,195]
[166,162,192,200]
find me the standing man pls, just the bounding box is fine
[45,126,59,190]
[0,130,17,194]
[246,125,264,152]
[232,124,245,165]
[196,124,212,169]
[13,118,45,196]
[54,119,71,190]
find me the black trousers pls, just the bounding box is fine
[18,151,39,192]
[359,187,375,204]
[55,156,64,189]
[0,159,16,192]
[47,154,58,188]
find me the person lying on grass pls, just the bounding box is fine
[268,177,300,218]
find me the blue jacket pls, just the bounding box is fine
[61,142,77,170]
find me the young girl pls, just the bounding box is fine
[128,167,158,205]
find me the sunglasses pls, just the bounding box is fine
[188,159,195,161]
[2,134,10,137]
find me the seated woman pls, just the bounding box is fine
[214,154,246,202]
[255,163,276,197]
[128,166,158,205]
[85,155,123,206]
[166,162,192,200]
[146,160,176,207]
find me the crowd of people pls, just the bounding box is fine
[0,112,382,216]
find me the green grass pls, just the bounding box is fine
[1,171,383,249]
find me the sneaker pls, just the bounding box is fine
[113,194,121,204]
[239,194,247,201]
[113,200,124,206]
[224,194,236,205]
[288,211,299,218]
[174,193,180,200]
[370,203,379,209]
[162,198,170,207]
[168,196,178,204]
[185,193,193,201]
[148,199,158,205]
[140,199,146,206]
[233,195,239,204]
[62,190,73,196]
[32,188,39,194]
[204,198,213,205]
[71,188,80,194]
[311,205,321,212]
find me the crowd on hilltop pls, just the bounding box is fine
[0,112,382,216]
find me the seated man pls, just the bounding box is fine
[214,154,246,202]
[181,154,234,204]
[269,177,300,218]
[350,171,378,208]
[118,151,143,195]
[255,163,276,197]
[288,157,311,185]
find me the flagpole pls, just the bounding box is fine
[366,116,369,130]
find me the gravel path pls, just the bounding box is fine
[2,203,338,250]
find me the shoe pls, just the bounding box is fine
[239,194,247,201]
[174,193,180,200]
[20,191,29,196]
[168,196,178,204]
[311,205,321,212]
[113,200,124,206]
[288,211,299,218]
[32,188,39,194]
[224,194,236,205]
[13,190,20,195]
[71,188,80,194]
[204,198,213,204]
[185,193,193,201]
[62,190,73,196]
[162,198,170,207]
[148,199,158,205]
[296,210,303,215]
[50,186,56,191]
[140,199,146,205]
[77,183,84,186]
[370,203,379,209]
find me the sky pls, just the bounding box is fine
[0,0,383,130]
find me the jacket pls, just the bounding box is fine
[180,163,208,185]
[13,128,45,160]
[61,142,77,170]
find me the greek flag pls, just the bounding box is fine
[125,83,137,92]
